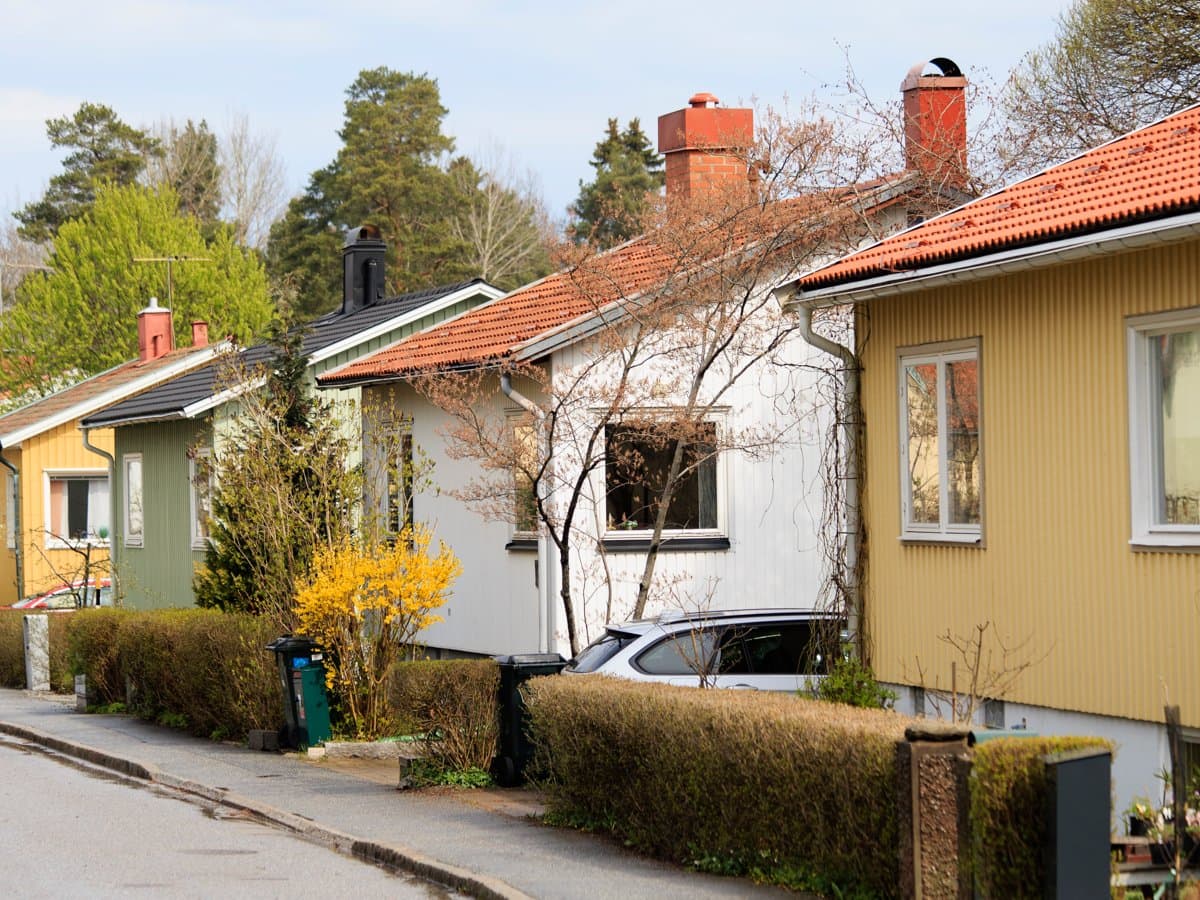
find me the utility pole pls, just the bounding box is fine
[131,255,212,305]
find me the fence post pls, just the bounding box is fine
[22,614,50,691]
[897,724,972,899]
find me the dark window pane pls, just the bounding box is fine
[635,631,718,675]
[568,632,636,673]
[606,422,717,530]
[67,480,89,540]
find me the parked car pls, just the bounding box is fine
[564,608,840,691]
[12,579,113,610]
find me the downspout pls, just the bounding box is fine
[0,442,22,602]
[500,372,554,653]
[81,427,117,606]
[790,300,862,659]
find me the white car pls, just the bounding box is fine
[564,609,840,691]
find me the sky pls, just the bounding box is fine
[0,0,1075,230]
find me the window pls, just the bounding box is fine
[45,471,109,546]
[899,342,982,542]
[605,421,720,534]
[512,422,538,535]
[189,448,213,550]
[1128,309,1200,547]
[387,429,415,536]
[124,454,144,548]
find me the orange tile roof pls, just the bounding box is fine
[799,104,1200,290]
[323,239,675,381]
[0,345,213,444]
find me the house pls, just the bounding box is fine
[318,61,970,659]
[79,227,502,609]
[776,103,1200,812]
[0,302,220,604]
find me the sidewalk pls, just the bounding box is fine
[0,689,793,900]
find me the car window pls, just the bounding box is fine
[635,629,718,676]
[568,632,638,673]
[721,623,825,675]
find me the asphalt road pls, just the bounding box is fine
[0,734,460,899]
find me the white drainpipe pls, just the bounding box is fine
[500,372,554,653]
[789,300,862,657]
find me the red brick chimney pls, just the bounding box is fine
[191,320,209,349]
[901,58,968,188]
[658,93,753,202]
[137,297,174,362]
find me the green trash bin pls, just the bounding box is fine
[491,652,566,786]
[266,635,331,750]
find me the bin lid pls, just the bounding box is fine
[493,652,566,667]
[968,727,1039,746]
[265,634,322,654]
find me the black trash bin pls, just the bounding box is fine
[491,652,567,786]
[266,635,332,750]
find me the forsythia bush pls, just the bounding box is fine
[294,527,461,739]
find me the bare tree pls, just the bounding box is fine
[219,113,288,250]
[0,221,49,315]
[449,141,555,290]
[143,118,223,225]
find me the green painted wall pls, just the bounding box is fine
[113,418,211,609]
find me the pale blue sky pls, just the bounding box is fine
[1,0,1074,226]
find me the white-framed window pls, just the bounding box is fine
[123,454,144,548]
[512,420,539,537]
[189,448,213,550]
[43,470,109,548]
[387,426,415,536]
[898,340,982,543]
[603,415,728,544]
[1127,307,1200,548]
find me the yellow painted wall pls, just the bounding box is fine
[857,239,1200,727]
[1,422,114,603]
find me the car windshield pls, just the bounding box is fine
[567,631,638,673]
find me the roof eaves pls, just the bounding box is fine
[786,209,1200,308]
[307,281,505,367]
[2,344,227,447]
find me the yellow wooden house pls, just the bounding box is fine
[0,302,220,604]
[779,104,1200,811]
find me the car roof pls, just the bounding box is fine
[605,608,837,636]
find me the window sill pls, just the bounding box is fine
[124,539,144,549]
[46,539,111,551]
[505,537,538,552]
[602,534,731,553]
[1129,533,1200,551]
[900,531,982,547]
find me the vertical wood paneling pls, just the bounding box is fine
[18,423,114,598]
[860,240,1200,726]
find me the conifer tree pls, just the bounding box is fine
[570,118,665,249]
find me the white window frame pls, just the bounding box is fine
[123,453,144,549]
[42,468,110,549]
[1126,307,1200,548]
[509,413,539,541]
[189,448,213,550]
[601,409,730,544]
[897,339,983,544]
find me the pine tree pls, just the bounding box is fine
[16,102,161,243]
[570,118,665,249]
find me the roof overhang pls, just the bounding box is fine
[782,210,1200,310]
[4,343,228,446]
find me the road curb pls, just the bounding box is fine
[0,719,532,900]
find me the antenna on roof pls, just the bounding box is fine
[132,255,212,305]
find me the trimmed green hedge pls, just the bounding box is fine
[389,659,499,772]
[970,736,1114,898]
[526,675,908,897]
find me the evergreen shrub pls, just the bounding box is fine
[389,659,499,772]
[0,610,74,691]
[969,735,1114,897]
[525,675,908,897]
[65,608,130,704]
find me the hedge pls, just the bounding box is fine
[0,609,73,691]
[970,735,1114,898]
[525,675,908,897]
[389,659,499,772]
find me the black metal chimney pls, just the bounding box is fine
[342,224,386,314]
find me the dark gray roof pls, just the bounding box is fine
[81,279,493,428]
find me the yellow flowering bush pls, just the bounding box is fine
[294,527,461,738]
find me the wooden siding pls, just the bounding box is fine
[6,423,114,601]
[857,239,1200,727]
[114,419,209,609]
